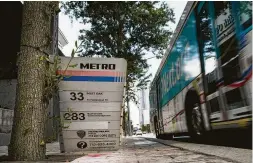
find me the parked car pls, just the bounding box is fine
[136,130,142,136]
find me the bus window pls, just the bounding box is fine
[214,2,248,110]
[214,2,240,85]
[198,3,217,95]
[197,2,220,114]
[239,1,252,31]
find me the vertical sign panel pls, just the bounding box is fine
[58,57,127,152]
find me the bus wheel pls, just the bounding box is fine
[154,117,159,138]
[154,122,159,138]
[188,102,205,139]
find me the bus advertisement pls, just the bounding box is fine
[149,1,252,139]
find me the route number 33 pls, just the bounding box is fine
[70,92,84,101]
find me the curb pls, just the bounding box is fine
[144,137,252,163]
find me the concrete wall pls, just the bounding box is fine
[0,79,60,145]
[0,80,17,110]
[0,108,14,133]
[0,80,16,146]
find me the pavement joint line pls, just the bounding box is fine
[143,137,241,163]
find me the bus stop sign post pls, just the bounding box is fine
[57,56,127,152]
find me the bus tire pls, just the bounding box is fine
[185,91,205,139]
[154,116,159,138]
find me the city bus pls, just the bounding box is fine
[149,1,252,139]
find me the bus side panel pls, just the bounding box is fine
[239,30,252,107]
[162,103,170,133]
[193,75,211,131]
[149,110,156,134]
[160,12,204,135]
[162,88,187,134]
[210,2,252,128]
[180,87,189,133]
[149,87,159,135]
[162,72,213,135]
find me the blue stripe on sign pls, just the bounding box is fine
[63,76,116,82]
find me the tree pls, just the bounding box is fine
[8,2,59,161]
[141,124,146,132]
[141,124,151,132]
[62,1,175,100]
[62,1,175,135]
[122,109,128,136]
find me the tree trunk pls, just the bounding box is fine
[122,109,126,136]
[126,93,131,136]
[8,2,58,161]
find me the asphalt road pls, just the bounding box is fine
[168,128,252,149]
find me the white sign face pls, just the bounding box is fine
[60,102,122,112]
[62,121,121,130]
[62,138,120,152]
[57,57,127,153]
[62,129,120,139]
[60,111,121,121]
[59,91,124,103]
[59,81,125,91]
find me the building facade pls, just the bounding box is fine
[139,89,150,126]
[0,1,68,146]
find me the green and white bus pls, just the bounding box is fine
[149,1,252,138]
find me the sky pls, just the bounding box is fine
[59,1,188,126]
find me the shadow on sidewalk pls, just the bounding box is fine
[0,154,86,162]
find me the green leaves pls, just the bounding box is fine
[40,140,45,146]
[71,49,75,57]
[39,55,50,62]
[62,1,175,103]
[40,56,44,61]
[75,40,77,48]
[69,63,78,68]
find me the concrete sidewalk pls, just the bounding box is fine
[70,137,236,163]
[1,135,249,163]
[0,142,60,157]
[0,142,87,162]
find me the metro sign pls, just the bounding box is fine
[57,56,127,153]
[80,63,116,70]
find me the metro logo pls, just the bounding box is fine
[161,43,188,98]
[80,63,116,70]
